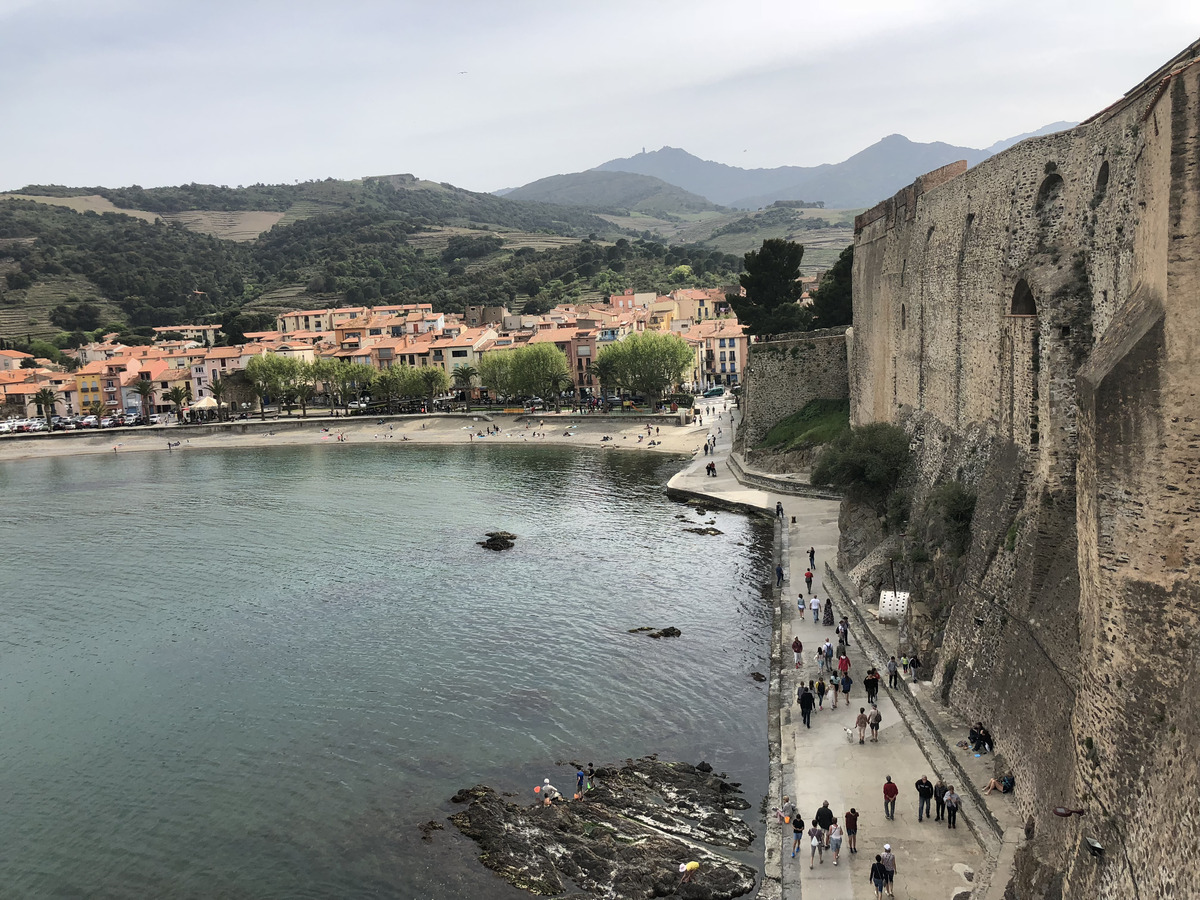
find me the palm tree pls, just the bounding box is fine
[418,366,450,412]
[32,387,58,429]
[546,370,574,413]
[209,376,227,422]
[452,364,479,402]
[132,379,157,422]
[88,400,105,422]
[166,386,189,423]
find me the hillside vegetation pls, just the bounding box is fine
[503,171,722,216]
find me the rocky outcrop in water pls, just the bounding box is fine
[449,757,756,898]
[627,626,682,639]
[479,531,517,551]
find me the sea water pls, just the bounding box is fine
[0,443,771,898]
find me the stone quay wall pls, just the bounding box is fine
[739,327,849,447]
[846,39,1200,900]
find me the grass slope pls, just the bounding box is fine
[757,398,850,452]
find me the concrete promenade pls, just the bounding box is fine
[668,399,989,900]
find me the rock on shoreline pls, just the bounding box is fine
[448,756,756,898]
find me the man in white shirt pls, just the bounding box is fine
[810,595,821,624]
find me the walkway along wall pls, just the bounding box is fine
[846,38,1200,900]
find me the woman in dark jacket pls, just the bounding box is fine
[869,855,888,899]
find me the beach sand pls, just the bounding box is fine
[0,412,731,463]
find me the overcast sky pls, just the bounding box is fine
[3,1,1199,194]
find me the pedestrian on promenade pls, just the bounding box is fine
[798,591,806,613]
[815,648,826,673]
[829,819,843,864]
[798,684,815,728]
[792,636,803,668]
[841,672,853,699]
[776,795,796,825]
[910,655,922,683]
[883,776,898,820]
[816,676,827,710]
[809,546,816,567]
[807,820,824,867]
[829,671,841,708]
[868,704,882,741]
[776,564,785,588]
[934,779,948,821]
[815,801,834,845]
[844,808,859,853]
[880,844,897,896]
[791,815,805,857]
[945,786,961,829]
[804,569,813,592]
[856,707,869,744]
[901,655,909,676]
[837,652,851,676]
[776,501,784,519]
[869,855,888,899]
[887,656,899,688]
[915,775,934,821]
[823,596,835,626]
[810,595,821,623]
[865,668,880,704]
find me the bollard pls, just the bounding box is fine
[791,516,796,524]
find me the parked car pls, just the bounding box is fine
[148,414,164,425]
[81,415,99,428]
[703,386,726,397]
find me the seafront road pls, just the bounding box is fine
[668,399,985,900]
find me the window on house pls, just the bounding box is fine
[452,349,468,358]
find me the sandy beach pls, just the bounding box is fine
[0,410,735,463]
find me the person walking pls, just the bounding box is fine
[865,668,880,704]
[880,844,897,896]
[869,855,888,899]
[828,819,843,864]
[934,778,948,821]
[822,596,835,626]
[909,654,922,683]
[810,595,821,624]
[808,546,816,568]
[915,775,934,822]
[945,785,961,829]
[887,656,899,689]
[856,707,869,744]
[883,776,898,820]
[815,801,834,845]
[868,704,882,741]
[844,808,859,854]
[829,671,841,708]
[776,501,784,519]
[901,655,909,677]
[841,671,853,700]
[792,636,803,668]
[804,569,813,592]
[798,684,815,728]
[837,652,851,676]
[807,820,824,868]
[815,676,827,710]
[791,814,805,858]
[776,564,785,588]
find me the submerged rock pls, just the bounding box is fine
[684,527,724,536]
[449,756,756,898]
[648,627,682,639]
[479,531,517,551]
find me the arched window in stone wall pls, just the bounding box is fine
[1035,173,1065,230]
[1011,279,1037,316]
[1094,161,1109,205]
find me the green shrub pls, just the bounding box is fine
[926,481,977,557]
[810,421,911,503]
[757,398,849,452]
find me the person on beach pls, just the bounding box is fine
[792,636,803,668]
[810,595,821,623]
[856,707,869,743]
[844,808,859,853]
[541,779,562,806]
[815,676,827,709]
[798,684,815,728]
[868,704,882,741]
[869,855,888,899]
[807,820,824,867]
[829,671,841,707]
[880,844,897,895]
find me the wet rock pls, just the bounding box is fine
[750,672,766,682]
[449,757,757,898]
[685,527,724,536]
[479,531,517,551]
[648,627,682,639]
[417,820,444,841]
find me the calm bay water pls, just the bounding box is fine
[0,443,771,898]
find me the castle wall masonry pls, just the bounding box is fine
[848,39,1200,900]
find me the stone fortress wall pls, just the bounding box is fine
[847,38,1200,899]
[737,327,849,448]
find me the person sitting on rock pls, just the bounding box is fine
[541,779,562,806]
[984,774,1015,795]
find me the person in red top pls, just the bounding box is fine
[883,776,898,820]
[804,569,813,592]
[843,807,860,854]
[838,653,851,675]
[792,636,803,668]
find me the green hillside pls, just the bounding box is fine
[504,171,723,217]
